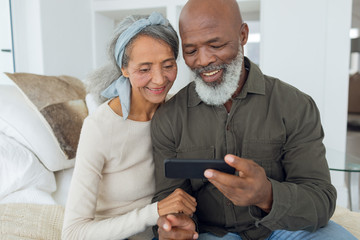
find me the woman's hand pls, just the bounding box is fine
[157,188,197,216]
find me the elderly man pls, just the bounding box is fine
[151,0,356,239]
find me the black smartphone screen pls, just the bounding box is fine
[164,158,235,179]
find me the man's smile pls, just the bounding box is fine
[200,68,223,84]
[202,69,220,76]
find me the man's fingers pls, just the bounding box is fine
[157,216,172,231]
[204,154,259,185]
[204,168,244,188]
[208,177,238,197]
[157,214,198,240]
[158,227,198,240]
[224,154,252,173]
[166,214,193,229]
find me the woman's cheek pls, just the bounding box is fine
[167,69,178,82]
[131,74,151,88]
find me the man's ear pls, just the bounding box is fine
[121,67,129,78]
[239,23,249,46]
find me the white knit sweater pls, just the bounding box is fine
[62,100,158,240]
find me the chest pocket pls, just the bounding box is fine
[242,140,284,181]
[177,146,214,192]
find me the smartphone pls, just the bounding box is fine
[164,158,235,179]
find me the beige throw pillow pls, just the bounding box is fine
[0,73,88,171]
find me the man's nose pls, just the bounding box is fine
[195,48,216,68]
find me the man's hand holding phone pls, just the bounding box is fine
[204,154,273,212]
[164,154,273,212]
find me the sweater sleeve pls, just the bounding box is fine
[62,117,159,240]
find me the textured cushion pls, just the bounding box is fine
[0,203,64,240]
[0,73,88,171]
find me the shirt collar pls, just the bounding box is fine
[188,57,266,107]
[235,57,265,99]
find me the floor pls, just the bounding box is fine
[346,113,360,212]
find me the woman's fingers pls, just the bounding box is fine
[158,197,196,216]
[160,199,195,216]
[173,188,196,205]
[158,188,197,216]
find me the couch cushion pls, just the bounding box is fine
[0,73,87,171]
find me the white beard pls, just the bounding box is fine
[191,46,244,106]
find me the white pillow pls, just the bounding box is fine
[0,73,75,171]
[52,167,74,206]
[0,132,57,205]
[85,93,101,116]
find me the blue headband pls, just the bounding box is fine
[101,12,170,120]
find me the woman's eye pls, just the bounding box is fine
[164,64,174,69]
[139,68,150,73]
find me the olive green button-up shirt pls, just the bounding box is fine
[151,58,336,240]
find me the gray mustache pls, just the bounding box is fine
[193,64,226,75]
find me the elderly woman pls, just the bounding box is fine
[62,12,196,240]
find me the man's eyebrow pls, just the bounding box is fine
[206,38,221,44]
[183,38,221,48]
[183,43,195,48]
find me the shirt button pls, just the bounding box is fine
[226,125,230,131]
[226,200,232,206]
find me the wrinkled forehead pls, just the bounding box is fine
[183,5,238,33]
[180,14,219,33]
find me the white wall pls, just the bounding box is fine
[260,0,352,208]
[11,0,93,80]
[260,0,352,153]
[40,0,93,79]
[11,0,44,74]
[0,0,15,73]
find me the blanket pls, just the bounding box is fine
[0,203,64,240]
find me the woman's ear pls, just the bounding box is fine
[121,67,129,78]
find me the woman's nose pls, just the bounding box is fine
[151,68,166,85]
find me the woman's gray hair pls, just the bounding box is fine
[85,14,179,104]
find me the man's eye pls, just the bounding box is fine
[185,49,196,55]
[139,68,150,73]
[211,44,224,49]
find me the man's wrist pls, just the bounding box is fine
[257,179,273,213]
